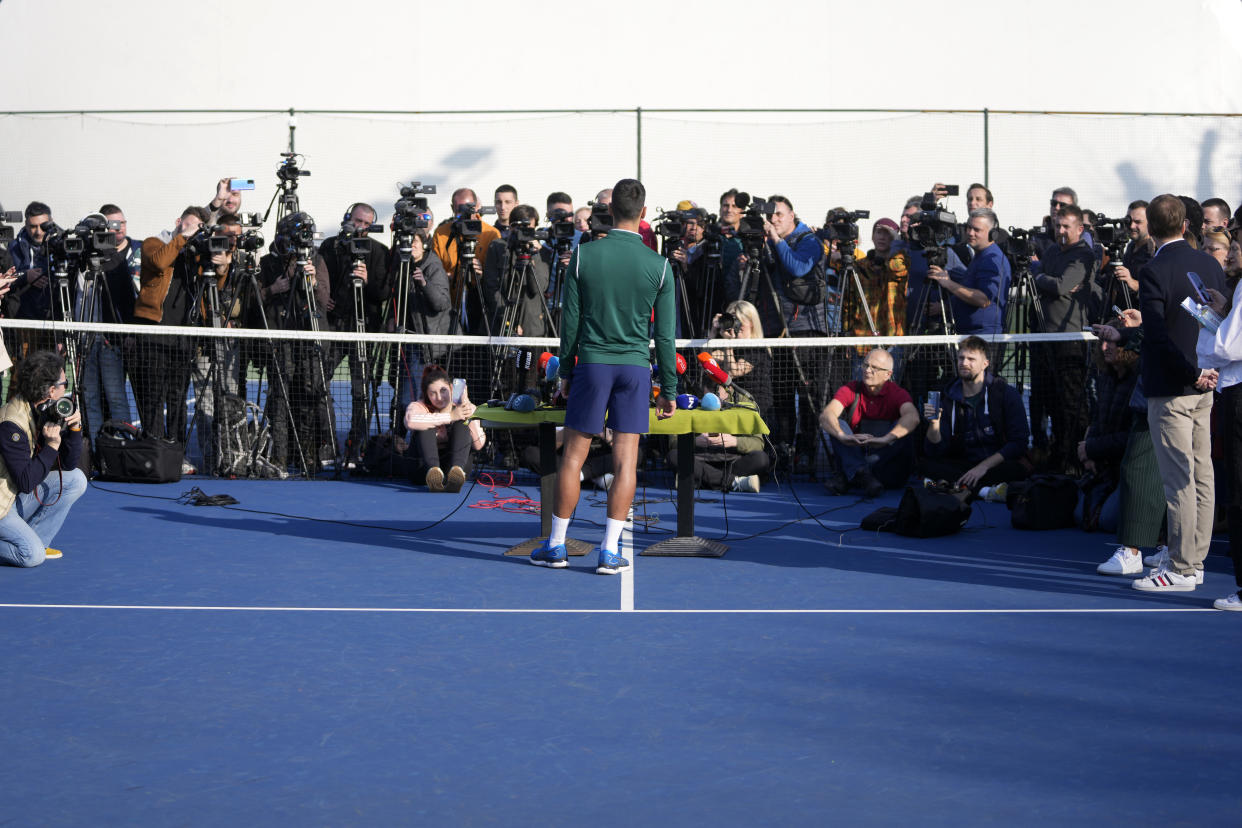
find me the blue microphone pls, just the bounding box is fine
[700,392,721,411]
[545,355,560,382]
[676,393,699,410]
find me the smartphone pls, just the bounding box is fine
[1186,271,1210,304]
[943,184,959,196]
[1111,305,1124,317]
[229,178,256,191]
[452,378,467,405]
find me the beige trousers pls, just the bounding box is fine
[1147,392,1215,574]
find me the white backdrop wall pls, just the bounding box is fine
[2,1,1240,243]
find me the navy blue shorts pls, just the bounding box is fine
[564,363,651,435]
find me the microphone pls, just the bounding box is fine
[675,353,687,375]
[538,352,552,373]
[700,392,721,411]
[697,352,730,386]
[676,393,700,410]
[545,355,560,382]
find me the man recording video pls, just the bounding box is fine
[482,203,552,394]
[0,350,87,567]
[320,202,391,466]
[432,187,501,332]
[1030,202,1096,473]
[132,206,228,451]
[927,208,1010,336]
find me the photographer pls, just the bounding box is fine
[390,229,452,416]
[666,300,773,493]
[132,206,220,449]
[403,365,485,493]
[1111,200,1154,301]
[320,203,391,464]
[75,204,138,448]
[1031,202,1096,474]
[258,212,334,473]
[6,201,54,323]
[432,187,501,331]
[0,350,87,567]
[483,204,551,393]
[845,217,906,337]
[820,348,919,498]
[927,208,1010,335]
[741,196,828,467]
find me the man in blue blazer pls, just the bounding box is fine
[1132,194,1226,593]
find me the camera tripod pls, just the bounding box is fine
[489,242,555,400]
[1000,261,1046,395]
[830,245,879,337]
[897,263,959,398]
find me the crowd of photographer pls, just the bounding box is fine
[3,171,1242,606]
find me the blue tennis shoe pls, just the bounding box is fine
[595,548,630,575]
[530,540,568,568]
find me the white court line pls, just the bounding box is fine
[620,510,634,612]
[0,604,1215,614]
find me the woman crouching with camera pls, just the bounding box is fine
[404,365,486,493]
[0,350,88,566]
[666,300,773,493]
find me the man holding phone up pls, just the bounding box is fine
[206,177,250,225]
[531,179,677,575]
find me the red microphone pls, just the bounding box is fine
[697,352,730,386]
[675,354,687,375]
[538,352,552,372]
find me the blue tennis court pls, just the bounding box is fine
[2,474,1238,826]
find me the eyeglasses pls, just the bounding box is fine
[862,364,891,373]
[52,380,68,388]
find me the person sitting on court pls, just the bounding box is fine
[0,350,88,567]
[922,336,1031,494]
[820,347,919,498]
[666,300,773,493]
[403,365,486,493]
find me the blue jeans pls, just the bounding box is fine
[0,467,88,567]
[82,338,132,444]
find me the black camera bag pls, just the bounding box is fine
[1006,474,1078,530]
[94,421,184,483]
[780,230,828,306]
[893,483,971,538]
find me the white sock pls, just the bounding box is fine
[603,518,625,552]
[549,515,570,546]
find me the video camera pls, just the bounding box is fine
[451,201,497,241]
[1003,226,1042,268]
[545,208,576,248]
[236,212,265,253]
[274,212,320,263]
[45,215,119,262]
[508,217,539,246]
[738,197,775,243]
[276,152,310,184]
[816,208,870,245]
[906,192,957,268]
[586,201,613,236]
[393,181,435,235]
[1,207,22,244]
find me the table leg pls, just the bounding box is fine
[640,431,728,557]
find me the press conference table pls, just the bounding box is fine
[475,404,770,557]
